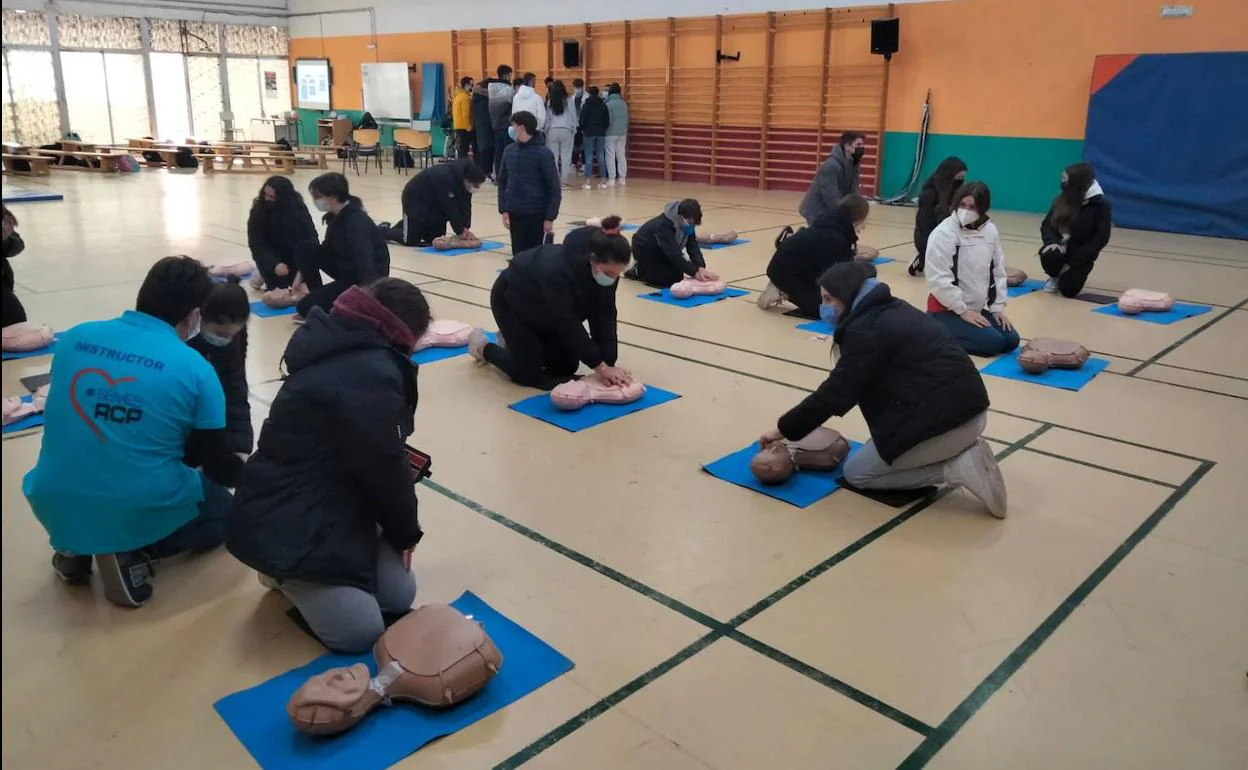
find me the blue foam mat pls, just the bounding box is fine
[411,332,494,365]
[2,395,44,434]
[871,256,898,265]
[509,386,680,432]
[620,223,639,231]
[703,440,864,508]
[796,320,834,335]
[2,337,59,361]
[3,190,64,203]
[638,287,748,308]
[417,240,505,257]
[1092,302,1213,325]
[699,239,750,250]
[1007,279,1046,298]
[214,271,254,284]
[251,301,297,318]
[980,350,1110,391]
[214,591,574,770]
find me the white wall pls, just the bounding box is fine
[287,0,943,39]
[6,0,288,25]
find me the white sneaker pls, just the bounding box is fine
[249,272,265,291]
[617,179,626,187]
[257,572,280,590]
[467,328,488,363]
[757,281,783,310]
[1042,277,1059,294]
[582,183,594,190]
[944,439,1008,518]
[495,331,506,350]
[604,179,616,187]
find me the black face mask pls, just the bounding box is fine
[1059,180,1070,191]
[852,146,865,161]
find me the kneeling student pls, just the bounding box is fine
[380,159,485,247]
[758,193,869,318]
[626,199,718,287]
[1039,162,1111,297]
[924,181,1020,357]
[470,230,633,391]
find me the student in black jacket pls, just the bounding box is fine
[909,156,966,275]
[293,172,390,317]
[626,199,719,287]
[227,278,429,653]
[247,176,318,291]
[498,111,560,255]
[469,231,633,390]
[380,160,486,247]
[2,205,27,327]
[1038,162,1112,297]
[562,214,624,257]
[760,262,1007,518]
[470,82,494,177]
[758,194,870,318]
[186,279,253,463]
[578,86,610,186]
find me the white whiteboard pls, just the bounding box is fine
[361,63,412,120]
[295,59,331,111]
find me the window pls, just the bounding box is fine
[60,51,151,143]
[188,55,222,140]
[1,50,60,145]
[1,10,51,47]
[150,52,191,141]
[57,14,141,50]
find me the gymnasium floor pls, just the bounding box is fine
[2,168,1246,770]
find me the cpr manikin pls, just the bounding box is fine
[696,230,739,245]
[413,320,473,351]
[1117,288,1174,315]
[1005,266,1027,287]
[668,278,729,299]
[262,284,309,309]
[1017,337,1090,374]
[585,216,626,229]
[430,234,483,251]
[287,603,503,736]
[208,262,257,279]
[750,426,851,484]
[2,383,48,426]
[550,372,646,411]
[2,321,54,352]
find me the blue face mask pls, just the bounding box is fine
[507,125,518,142]
[683,223,696,235]
[819,303,838,330]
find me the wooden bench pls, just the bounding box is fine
[1,154,54,176]
[34,149,125,173]
[201,152,294,174]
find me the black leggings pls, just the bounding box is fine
[251,247,296,290]
[2,287,26,327]
[294,242,357,316]
[508,212,546,256]
[1040,249,1095,298]
[382,215,446,247]
[485,279,579,390]
[766,263,821,318]
[630,244,687,288]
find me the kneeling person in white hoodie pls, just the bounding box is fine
[512,73,547,134]
[924,181,1021,357]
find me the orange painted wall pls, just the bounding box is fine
[289,32,452,113]
[886,0,1248,139]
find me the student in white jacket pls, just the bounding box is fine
[512,73,547,133]
[923,181,1020,357]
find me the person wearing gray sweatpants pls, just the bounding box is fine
[761,262,1007,517]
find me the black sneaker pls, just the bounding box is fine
[623,265,641,281]
[52,552,93,585]
[96,551,154,608]
[907,254,924,276]
[774,225,794,249]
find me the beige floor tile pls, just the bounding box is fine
[523,708,714,770]
[1026,426,1202,487]
[1134,362,1248,400]
[1158,309,1248,380]
[924,535,1248,770]
[739,451,1173,725]
[616,639,922,770]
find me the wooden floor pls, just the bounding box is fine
[3,169,1246,770]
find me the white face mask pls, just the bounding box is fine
[313,197,331,213]
[184,312,201,342]
[956,208,978,226]
[592,268,617,287]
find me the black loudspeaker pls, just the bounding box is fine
[870,17,899,60]
[562,40,581,68]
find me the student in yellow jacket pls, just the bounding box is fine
[452,77,475,163]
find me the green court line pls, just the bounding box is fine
[1125,297,1248,377]
[1011,446,1179,489]
[1130,374,1248,403]
[895,459,1216,769]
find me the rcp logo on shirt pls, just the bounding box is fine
[69,367,144,440]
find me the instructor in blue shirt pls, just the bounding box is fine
[23,256,245,608]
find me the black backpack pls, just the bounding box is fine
[393,148,414,168]
[175,148,199,168]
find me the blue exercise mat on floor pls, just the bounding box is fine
[1008,279,1046,298]
[796,320,834,335]
[638,287,748,308]
[509,386,680,432]
[2,396,44,435]
[251,301,297,318]
[871,256,897,265]
[214,591,574,770]
[417,240,505,257]
[2,338,58,361]
[980,351,1110,392]
[702,441,863,508]
[1092,302,1213,325]
[699,239,750,250]
[410,332,494,365]
[214,271,254,284]
[2,190,64,203]
[620,223,639,231]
